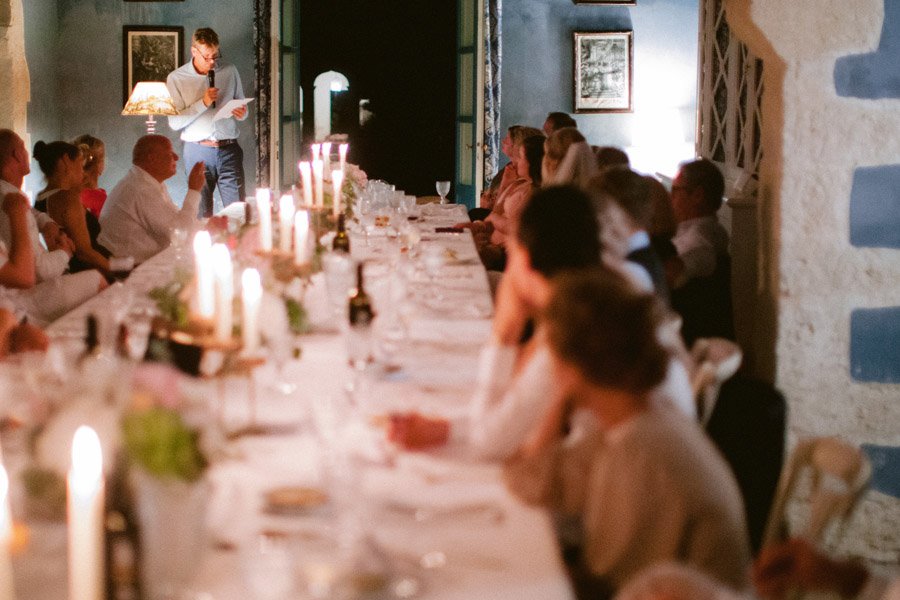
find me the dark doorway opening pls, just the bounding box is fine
[299,1,457,197]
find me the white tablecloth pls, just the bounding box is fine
[21,203,574,599]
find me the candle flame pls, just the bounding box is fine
[255,188,271,205]
[71,426,102,493]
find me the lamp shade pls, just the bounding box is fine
[122,82,178,116]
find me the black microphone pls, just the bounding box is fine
[207,69,216,108]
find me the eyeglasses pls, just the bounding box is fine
[192,46,221,62]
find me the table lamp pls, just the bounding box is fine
[122,82,178,134]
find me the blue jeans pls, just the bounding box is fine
[183,142,246,217]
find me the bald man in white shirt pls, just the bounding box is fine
[99,135,205,264]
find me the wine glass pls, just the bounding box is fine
[357,198,375,246]
[419,245,446,306]
[435,181,451,204]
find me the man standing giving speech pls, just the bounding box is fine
[167,27,248,217]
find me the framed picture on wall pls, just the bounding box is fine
[573,30,633,113]
[573,1,636,4]
[123,26,184,104]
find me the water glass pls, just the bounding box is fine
[322,252,356,326]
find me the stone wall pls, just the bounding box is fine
[0,0,30,142]
[727,0,899,563]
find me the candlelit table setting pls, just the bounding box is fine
[4,147,574,600]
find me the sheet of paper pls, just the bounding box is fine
[213,98,254,121]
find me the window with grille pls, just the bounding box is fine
[697,0,763,190]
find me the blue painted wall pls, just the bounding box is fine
[22,0,256,206]
[500,0,698,167]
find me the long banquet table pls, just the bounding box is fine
[17,203,574,599]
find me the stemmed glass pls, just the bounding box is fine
[357,198,375,246]
[435,181,451,204]
[322,252,356,329]
[419,245,446,306]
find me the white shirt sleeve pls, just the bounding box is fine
[35,249,70,281]
[468,341,558,461]
[167,69,210,132]
[138,189,201,241]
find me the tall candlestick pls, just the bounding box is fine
[332,170,344,218]
[278,194,295,253]
[241,268,262,355]
[68,426,104,600]
[256,188,273,252]
[322,142,332,176]
[211,244,234,342]
[298,161,313,207]
[192,231,215,320]
[312,159,324,208]
[0,466,14,600]
[294,210,310,266]
[338,143,349,174]
[311,143,321,160]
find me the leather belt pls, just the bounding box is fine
[197,139,238,148]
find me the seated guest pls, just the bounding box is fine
[478,125,544,215]
[99,135,205,264]
[588,168,670,303]
[0,307,48,357]
[667,159,734,344]
[504,270,751,595]
[74,134,108,218]
[543,127,598,190]
[0,130,105,325]
[389,187,694,459]
[646,175,678,262]
[542,111,577,137]
[33,140,112,275]
[594,146,630,172]
[471,133,545,269]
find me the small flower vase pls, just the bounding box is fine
[132,468,211,600]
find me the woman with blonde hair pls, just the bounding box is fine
[542,126,598,189]
[73,134,107,218]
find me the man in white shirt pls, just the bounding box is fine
[166,27,248,217]
[99,135,205,264]
[0,130,105,325]
[668,158,733,344]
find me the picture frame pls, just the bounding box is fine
[573,1,636,5]
[573,30,633,113]
[123,25,185,104]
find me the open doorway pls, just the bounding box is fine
[299,0,457,197]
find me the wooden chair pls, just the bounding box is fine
[690,337,742,425]
[761,437,871,548]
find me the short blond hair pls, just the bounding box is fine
[192,28,219,48]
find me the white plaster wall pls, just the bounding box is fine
[0,0,30,143]
[727,0,900,562]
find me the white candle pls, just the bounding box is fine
[312,159,324,208]
[338,143,349,174]
[256,188,273,252]
[241,268,262,355]
[298,161,313,207]
[0,466,15,600]
[278,194,295,253]
[310,143,321,160]
[192,231,215,320]
[332,170,344,218]
[211,244,234,342]
[67,426,104,600]
[294,210,310,265]
[322,142,332,176]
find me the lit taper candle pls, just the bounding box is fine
[0,465,15,600]
[312,159,324,207]
[241,268,262,355]
[67,426,104,600]
[211,244,234,342]
[298,161,313,207]
[294,209,310,266]
[255,188,273,252]
[192,231,215,320]
[338,143,349,174]
[321,141,332,177]
[279,195,295,253]
[332,169,344,218]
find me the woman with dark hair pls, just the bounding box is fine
[73,134,107,219]
[33,140,111,275]
[483,132,545,248]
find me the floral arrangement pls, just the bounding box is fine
[122,364,208,482]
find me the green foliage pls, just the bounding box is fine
[149,277,190,328]
[122,407,207,482]
[284,296,310,335]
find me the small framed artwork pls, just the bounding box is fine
[123,25,184,104]
[573,1,636,5]
[573,30,633,113]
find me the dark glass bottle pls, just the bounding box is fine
[79,314,100,365]
[332,212,351,253]
[347,262,375,368]
[105,451,141,600]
